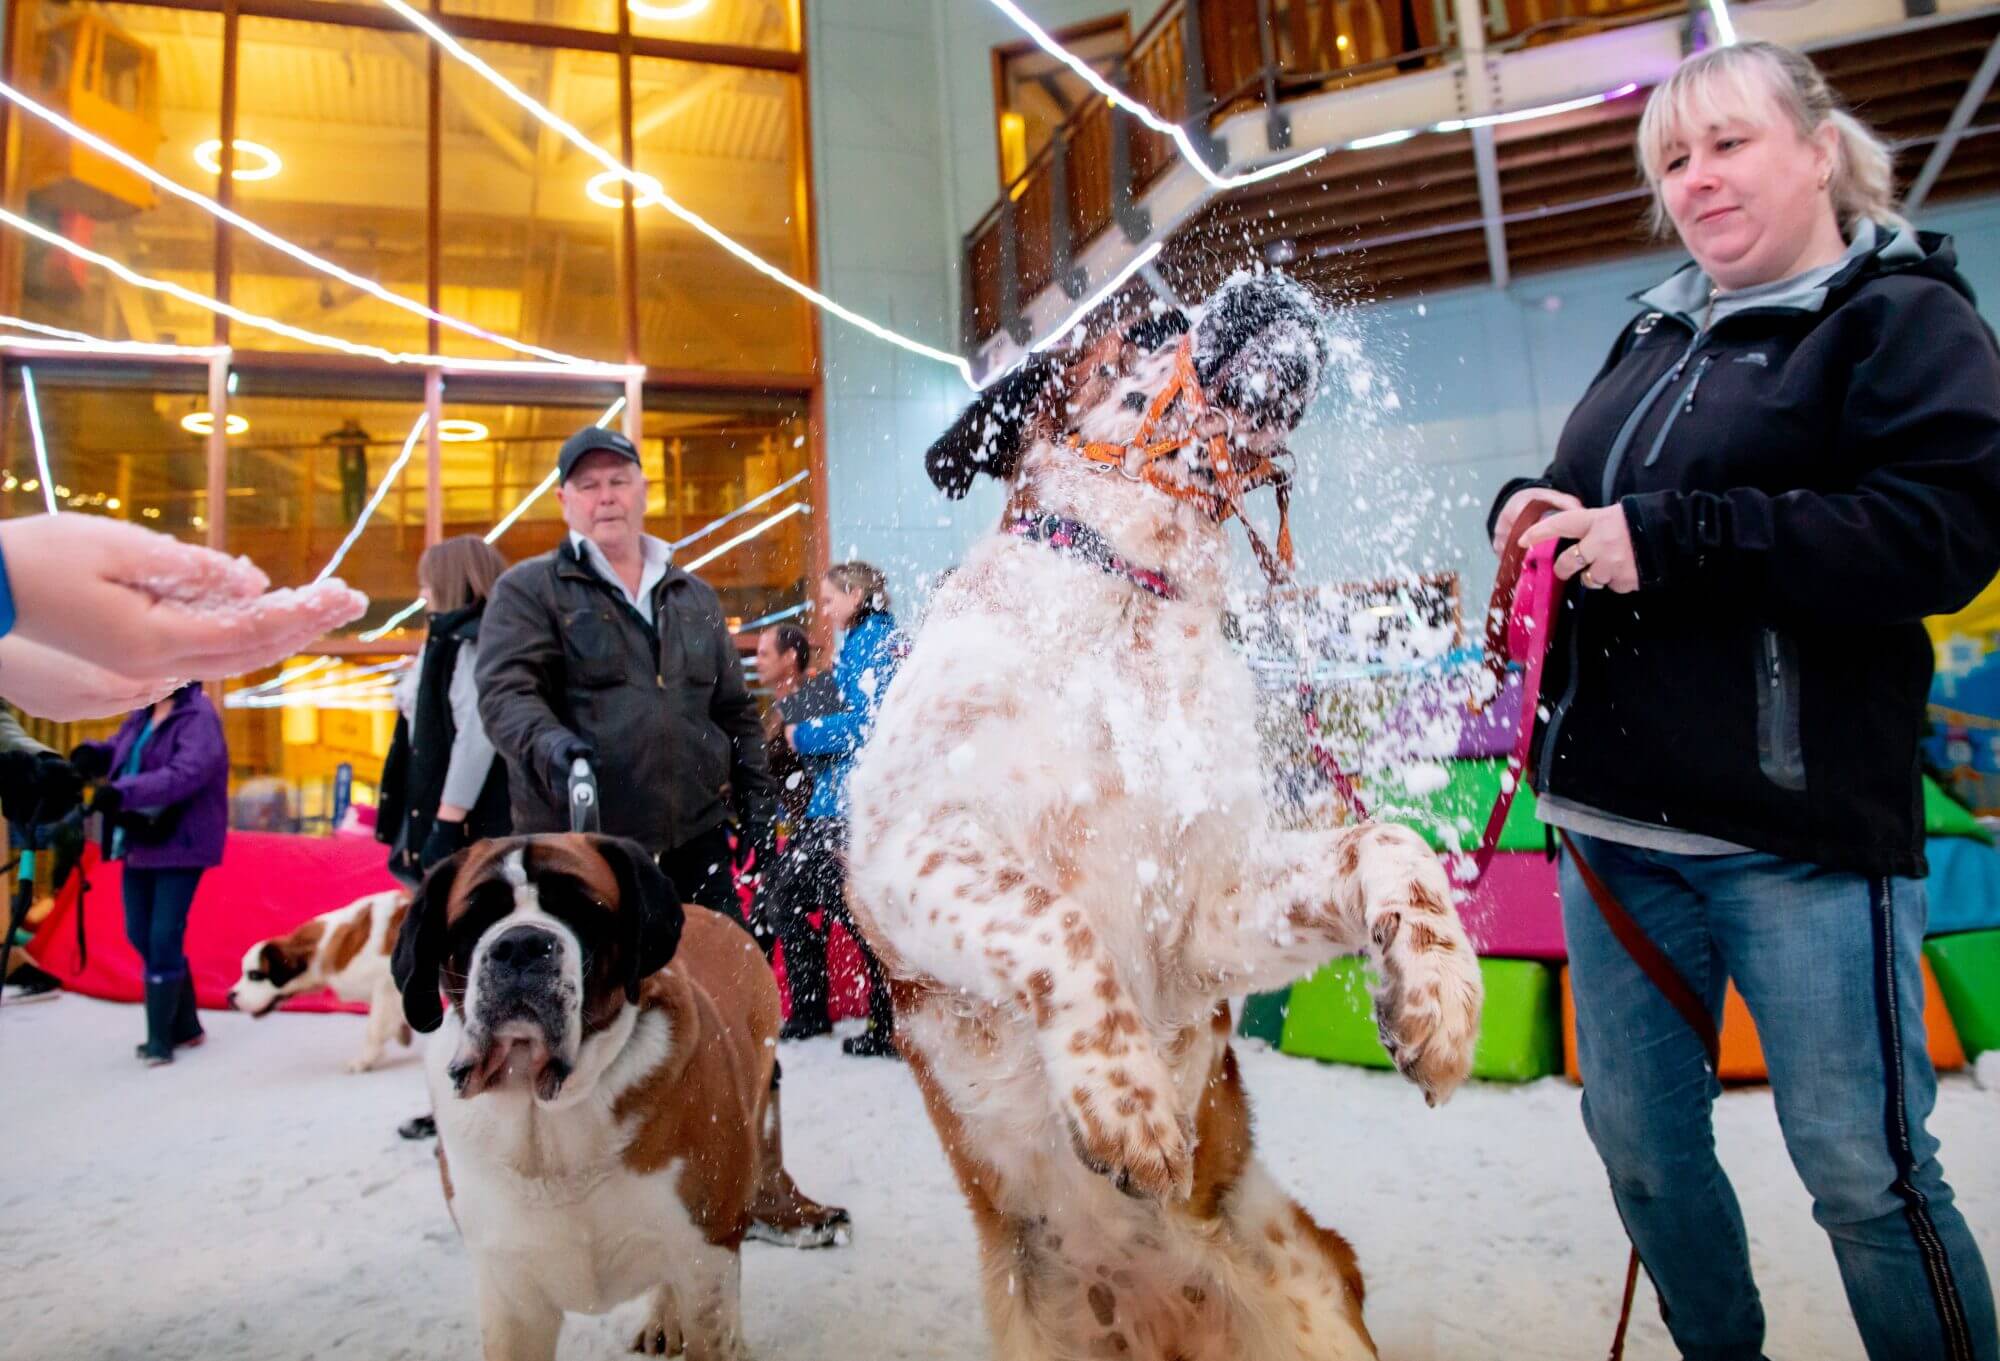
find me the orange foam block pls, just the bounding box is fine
[1560,958,1964,1084]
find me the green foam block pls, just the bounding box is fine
[1925,779,1993,843]
[1367,759,1546,854]
[1924,929,2000,1058]
[1237,988,1291,1045]
[1279,955,1561,1082]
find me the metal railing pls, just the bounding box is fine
[963,0,1686,348]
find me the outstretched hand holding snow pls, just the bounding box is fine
[0,515,367,717]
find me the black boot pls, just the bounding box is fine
[170,972,205,1050]
[841,935,898,1059]
[777,917,832,1042]
[136,975,178,1065]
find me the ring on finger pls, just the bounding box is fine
[1581,566,1600,589]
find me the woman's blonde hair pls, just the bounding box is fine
[1636,41,1906,239]
[419,536,508,614]
[825,560,890,615]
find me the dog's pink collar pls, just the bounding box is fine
[1006,513,1180,602]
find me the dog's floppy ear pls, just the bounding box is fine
[592,835,685,999]
[391,851,463,1034]
[924,352,1057,499]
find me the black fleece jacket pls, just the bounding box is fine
[1489,227,2000,877]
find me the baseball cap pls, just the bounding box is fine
[557,426,642,484]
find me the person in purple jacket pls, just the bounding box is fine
[71,684,229,1066]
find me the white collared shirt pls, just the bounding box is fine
[568,529,672,619]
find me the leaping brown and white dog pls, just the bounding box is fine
[228,889,412,1073]
[392,834,846,1361]
[845,274,1484,1360]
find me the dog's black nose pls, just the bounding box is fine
[486,926,559,973]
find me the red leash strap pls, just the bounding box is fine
[1469,499,1722,1361]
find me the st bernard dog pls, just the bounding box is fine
[393,833,837,1361]
[844,274,1484,1359]
[228,888,412,1073]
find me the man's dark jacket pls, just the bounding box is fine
[1489,227,2000,878]
[476,539,778,853]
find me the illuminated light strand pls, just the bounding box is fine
[980,0,1326,190]
[0,80,611,370]
[316,414,428,585]
[228,659,412,709]
[0,205,639,377]
[375,0,980,388]
[20,368,57,515]
[357,397,626,645]
[240,654,339,697]
[232,681,402,710]
[626,0,710,19]
[1707,0,1738,46]
[733,600,807,634]
[971,241,1164,385]
[681,499,807,573]
[671,470,809,551]
[0,333,229,359]
[1340,84,1645,155]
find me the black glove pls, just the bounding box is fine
[0,751,38,824]
[31,752,82,822]
[550,735,596,789]
[69,743,112,782]
[89,782,124,823]
[419,818,469,871]
[740,817,779,884]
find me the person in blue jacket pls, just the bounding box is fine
[775,562,905,1057]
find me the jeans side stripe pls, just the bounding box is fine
[1872,875,1976,1361]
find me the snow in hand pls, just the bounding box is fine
[7,997,1996,1358]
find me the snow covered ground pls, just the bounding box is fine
[5,995,1995,1360]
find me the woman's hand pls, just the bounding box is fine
[1520,506,1641,593]
[1491,487,1583,555]
[0,636,178,721]
[0,516,367,681]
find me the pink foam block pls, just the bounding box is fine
[1458,851,1565,960]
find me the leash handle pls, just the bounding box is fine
[567,758,600,835]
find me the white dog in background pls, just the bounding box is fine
[228,889,411,1073]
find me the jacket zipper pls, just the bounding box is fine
[1599,330,1703,503]
[1758,629,1807,791]
[1643,354,1714,468]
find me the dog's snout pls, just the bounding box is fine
[486,926,560,974]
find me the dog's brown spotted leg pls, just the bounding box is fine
[1188,822,1482,1105]
[902,827,1192,1201]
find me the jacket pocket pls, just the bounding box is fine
[560,607,629,688]
[1754,629,1807,792]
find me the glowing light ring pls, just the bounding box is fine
[193,138,282,181]
[180,411,250,436]
[0,78,609,368]
[586,169,665,209]
[437,418,491,442]
[626,0,710,19]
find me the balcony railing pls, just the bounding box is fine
[963,0,1691,350]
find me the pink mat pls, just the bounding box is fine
[28,832,401,1014]
[1458,852,1565,960]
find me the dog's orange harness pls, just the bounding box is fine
[1066,337,1296,584]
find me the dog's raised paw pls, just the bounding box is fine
[1068,1107,1194,1202]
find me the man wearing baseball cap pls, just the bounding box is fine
[473,422,848,1244]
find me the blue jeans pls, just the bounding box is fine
[1562,833,1996,1361]
[122,867,203,982]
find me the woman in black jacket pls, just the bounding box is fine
[379,536,512,882]
[1491,42,1998,1361]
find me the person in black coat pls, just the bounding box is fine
[1490,42,1998,1361]
[378,536,512,886]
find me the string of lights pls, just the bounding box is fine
[0,79,613,371]
[733,600,807,634]
[980,0,1326,189]
[315,414,430,585]
[19,368,57,516]
[681,499,807,573]
[0,206,640,378]
[375,0,981,389]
